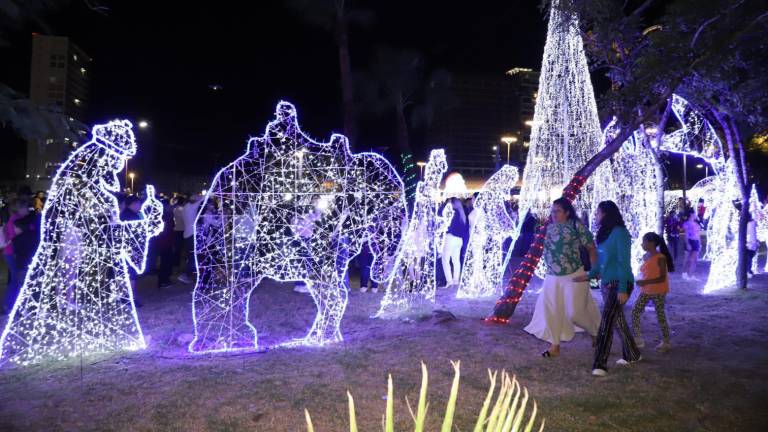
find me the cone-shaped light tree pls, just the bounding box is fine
[516,0,613,222]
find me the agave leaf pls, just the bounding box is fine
[504,379,523,432]
[305,409,315,432]
[348,391,358,432]
[386,374,394,432]
[494,374,516,432]
[440,360,461,432]
[473,370,498,432]
[523,400,538,432]
[510,387,529,432]
[415,362,428,431]
[485,372,509,431]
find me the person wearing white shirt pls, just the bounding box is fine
[178,195,203,284]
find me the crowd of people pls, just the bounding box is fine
[0,186,211,314]
[0,182,759,377]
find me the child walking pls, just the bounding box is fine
[631,232,674,353]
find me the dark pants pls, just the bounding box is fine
[3,255,20,312]
[173,231,185,266]
[593,282,641,370]
[357,247,377,289]
[184,236,196,276]
[667,235,679,261]
[158,247,174,286]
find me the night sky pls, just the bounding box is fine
[1,0,547,179]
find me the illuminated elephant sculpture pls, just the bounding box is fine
[189,101,406,353]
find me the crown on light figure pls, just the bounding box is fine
[92,120,137,157]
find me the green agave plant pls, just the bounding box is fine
[305,361,545,432]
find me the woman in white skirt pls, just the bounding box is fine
[524,197,601,357]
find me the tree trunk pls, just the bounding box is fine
[731,119,750,290]
[336,19,357,146]
[651,98,673,234]
[395,94,411,155]
[712,110,749,290]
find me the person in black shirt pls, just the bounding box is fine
[156,199,176,288]
[7,200,41,312]
[441,197,468,288]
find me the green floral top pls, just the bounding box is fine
[543,220,594,276]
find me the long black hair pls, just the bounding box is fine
[552,197,579,223]
[642,232,675,273]
[595,200,626,244]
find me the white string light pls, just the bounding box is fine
[376,150,450,317]
[0,120,164,366]
[703,159,740,293]
[456,165,519,298]
[749,184,762,274]
[188,101,406,353]
[517,0,613,224]
[597,121,663,271]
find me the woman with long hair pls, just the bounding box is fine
[575,200,641,376]
[524,197,600,358]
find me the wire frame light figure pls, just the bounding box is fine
[703,159,741,293]
[662,94,725,172]
[457,165,519,298]
[598,121,664,271]
[0,120,164,366]
[189,101,406,353]
[376,149,450,317]
[749,184,764,274]
[517,0,613,222]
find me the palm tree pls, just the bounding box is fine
[357,47,455,207]
[286,0,373,147]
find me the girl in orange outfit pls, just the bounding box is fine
[631,232,674,352]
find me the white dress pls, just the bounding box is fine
[524,269,600,344]
[523,221,600,345]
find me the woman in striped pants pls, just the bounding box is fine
[575,201,641,376]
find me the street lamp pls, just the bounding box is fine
[501,136,518,164]
[696,163,709,177]
[416,161,426,178]
[129,172,135,194]
[137,120,149,129]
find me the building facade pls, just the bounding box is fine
[425,69,540,181]
[27,35,91,185]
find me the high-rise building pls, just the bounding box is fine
[424,69,540,180]
[506,67,540,144]
[425,74,517,177]
[27,34,91,183]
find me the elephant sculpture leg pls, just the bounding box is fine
[190,275,261,353]
[298,277,348,345]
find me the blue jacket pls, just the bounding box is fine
[588,226,634,293]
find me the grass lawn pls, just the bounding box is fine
[1,261,767,431]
